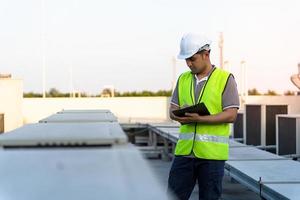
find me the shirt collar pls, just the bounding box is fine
[194,65,215,84]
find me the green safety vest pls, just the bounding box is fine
[174,67,231,160]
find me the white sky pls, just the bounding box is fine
[0,0,299,94]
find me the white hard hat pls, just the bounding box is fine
[177,33,212,59]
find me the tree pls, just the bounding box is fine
[48,88,60,97]
[115,90,172,97]
[47,88,69,97]
[24,89,173,97]
[284,90,295,96]
[23,92,42,98]
[248,88,261,95]
[264,90,278,96]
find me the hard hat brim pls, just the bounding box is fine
[177,52,196,60]
[177,44,211,60]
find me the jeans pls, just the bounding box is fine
[167,156,225,200]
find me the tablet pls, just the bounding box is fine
[172,102,210,117]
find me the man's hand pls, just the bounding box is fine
[169,103,238,124]
[185,108,238,124]
[183,112,202,123]
[169,104,199,124]
[171,113,198,124]
[174,113,207,124]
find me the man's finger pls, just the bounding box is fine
[176,116,190,120]
[185,113,195,117]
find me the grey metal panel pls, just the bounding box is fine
[39,113,117,123]
[157,127,179,132]
[278,117,296,155]
[120,123,148,130]
[229,147,286,161]
[0,113,3,133]
[0,123,127,146]
[0,146,168,200]
[266,105,288,145]
[262,184,300,200]
[227,160,300,182]
[226,160,300,199]
[245,105,261,145]
[229,140,247,148]
[156,127,180,143]
[148,125,180,143]
[148,122,180,128]
[152,126,247,148]
[58,109,111,114]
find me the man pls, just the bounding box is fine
[167,33,240,200]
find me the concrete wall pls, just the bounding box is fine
[23,97,171,124]
[0,79,23,132]
[11,95,300,128]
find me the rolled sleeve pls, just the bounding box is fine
[222,75,240,110]
[170,79,179,106]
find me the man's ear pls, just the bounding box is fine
[206,51,211,59]
[202,52,210,60]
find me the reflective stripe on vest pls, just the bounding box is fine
[178,133,194,140]
[178,133,229,144]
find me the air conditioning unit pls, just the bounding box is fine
[276,114,300,155]
[0,122,127,148]
[39,112,117,123]
[0,146,167,199]
[233,111,244,140]
[244,104,288,146]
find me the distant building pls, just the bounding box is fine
[0,74,23,132]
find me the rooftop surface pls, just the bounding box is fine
[147,159,261,200]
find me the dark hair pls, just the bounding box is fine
[196,49,211,55]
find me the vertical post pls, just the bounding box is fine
[41,0,46,98]
[219,32,224,69]
[148,130,153,146]
[240,60,247,105]
[153,132,157,150]
[69,66,74,98]
[0,113,4,134]
[111,86,115,97]
[162,138,171,161]
[224,60,229,72]
[171,56,177,90]
[171,143,175,154]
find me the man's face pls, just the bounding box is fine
[185,52,208,74]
